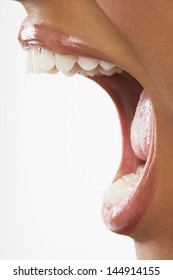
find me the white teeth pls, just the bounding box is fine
[99,60,115,71]
[48,67,59,74]
[55,54,76,72]
[78,57,99,71]
[26,47,124,77]
[40,49,56,71]
[122,173,139,186]
[27,48,41,73]
[32,48,42,73]
[103,183,133,208]
[136,165,145,176]
[99,67,118,76]
[63,64,79,76]
[85,68,100,77]
[116,66,124,74]
[103,189,123,207]
[103,165,144,208]
[116,185,133,200]
[111,178,127,190]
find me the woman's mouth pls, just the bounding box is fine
[18,24,156,234]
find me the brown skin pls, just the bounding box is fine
[18,0,173,259]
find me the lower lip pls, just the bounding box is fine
[102,114,156,234]
[19,23,157,234]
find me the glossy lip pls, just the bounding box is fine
[102,124,156,234]
[18,24,108,60]
[92,74,156,234]
[18,23,157,234]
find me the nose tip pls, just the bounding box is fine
[17,0,106,37]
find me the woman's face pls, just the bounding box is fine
[17,0,173,259]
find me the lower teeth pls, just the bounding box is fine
[26,47,140,209]
[103,165,144,208]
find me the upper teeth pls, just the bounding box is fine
[26,47,124,77]
[103,165,145,208]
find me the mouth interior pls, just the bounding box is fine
[24,46,151,209]
[91,71,149,208]
[93,71,145,169]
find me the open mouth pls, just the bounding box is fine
[18,24,156,234]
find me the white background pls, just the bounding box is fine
[0,1,136,259]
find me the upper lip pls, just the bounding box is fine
[18,21,156,235]
[18,21,151,89]
[18,24,107,60]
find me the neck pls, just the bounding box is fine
[134,236,173,259]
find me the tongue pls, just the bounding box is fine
[130,90,153,161]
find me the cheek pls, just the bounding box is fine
[96,0,172,45]
[95,0,160,63]
[96,0,173,104]
[95,0,151,31]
